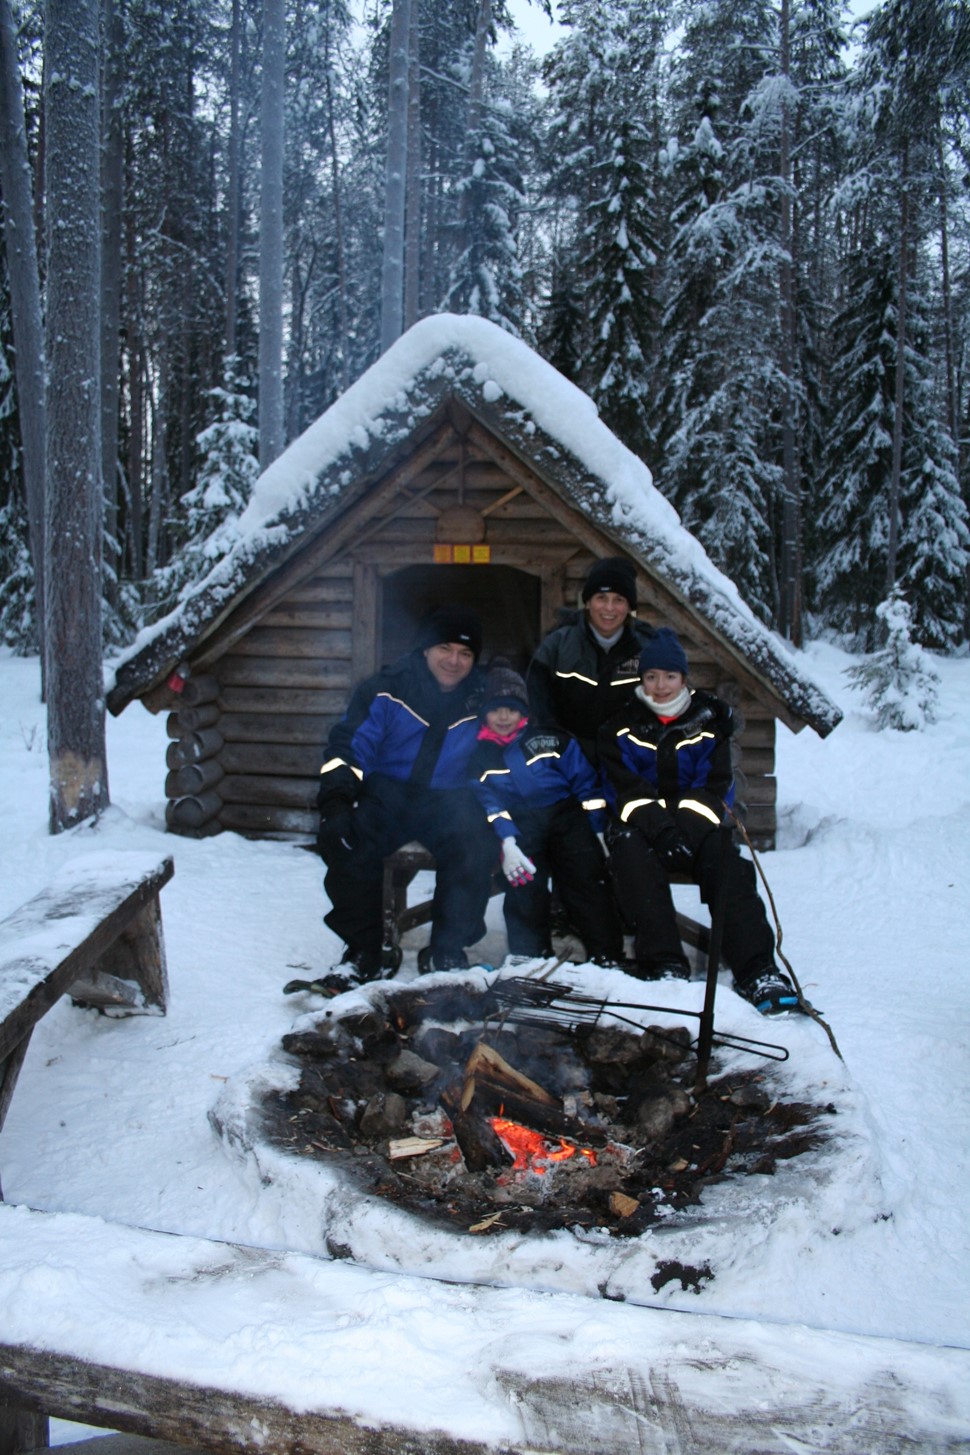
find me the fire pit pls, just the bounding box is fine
[237,970,835,1259]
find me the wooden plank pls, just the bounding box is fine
[218,658,352,691]
[68,897,170,1016]
[259,604,353,630]
[351,562,379,683]
[222,743,322,777]
[0,1401,48,1455]
[218,687,346,717]
[219,774,318,809]
[230,628,353,660]
[219,713,328,745]
[218,804,318,837]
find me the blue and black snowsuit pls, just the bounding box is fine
[598,689,776,981]
[317,651,496,967]
[469,724,621,961]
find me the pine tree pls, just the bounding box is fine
[844,588,940,731]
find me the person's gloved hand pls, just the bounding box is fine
[317,801,355,858]
[501,838,536,886]
[596,831,608,855]
[653,824,693,873]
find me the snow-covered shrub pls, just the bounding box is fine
[844,588,941,730]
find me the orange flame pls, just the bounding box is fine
[490,1117,597,1175]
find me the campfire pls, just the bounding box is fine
[254,973,833,1243]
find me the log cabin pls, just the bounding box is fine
[106,315,841,849]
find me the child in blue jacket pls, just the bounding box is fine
[469,663,622,965]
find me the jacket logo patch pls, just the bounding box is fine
[523,733,560,755]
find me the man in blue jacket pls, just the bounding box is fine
[316,604,496,987]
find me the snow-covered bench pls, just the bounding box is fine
[0,852,173,1196]
[1,1202,968,1455]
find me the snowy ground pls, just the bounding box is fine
[1,641,969,1446]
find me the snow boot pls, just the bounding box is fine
[736,967,802,1016]
[284,947,383,997]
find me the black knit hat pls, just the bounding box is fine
[415,604,483,659]
[582,556,637,609]
[481,661,529,715]
[638,627,689,676]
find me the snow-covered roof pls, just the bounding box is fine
[106,314,841,735]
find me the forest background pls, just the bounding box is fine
[1,0,969,694]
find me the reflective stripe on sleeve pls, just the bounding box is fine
[320,757,364,782]
[620,797,664,822]
[582,798,607,812]
[487,810,514,825]
[524,751,560,765]
[680,798,721,826]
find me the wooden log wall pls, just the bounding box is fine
[162,442,778,847]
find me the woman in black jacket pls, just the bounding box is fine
[598,628,801,1015]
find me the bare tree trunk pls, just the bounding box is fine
[0,0,47,678]
[225,0,241,361]
[101,0,124,612]
[886,140,909,596]
[323,16,348,392]
[404,0,421,330]
[44,0,109,831]
[380,0,410,353]
[777,0,801,644]
[258,0,285,468]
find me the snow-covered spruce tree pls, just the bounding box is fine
[844,588,940,731]
[444,80,527,334]
[0,494,36,652]
[657,0,787,625]
[153,361,258,612]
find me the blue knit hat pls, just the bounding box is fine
[638,628,688,676]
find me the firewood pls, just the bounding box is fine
[387,1135,447,1161]
[462,1041,560,1109]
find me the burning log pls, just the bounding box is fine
[449,1107,514,1173]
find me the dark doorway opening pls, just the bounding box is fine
[381,566,541,673]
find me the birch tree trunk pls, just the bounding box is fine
[258,0,285,469]
[380,0,410,353]
[0,0,47,676]
[44,0,110,831]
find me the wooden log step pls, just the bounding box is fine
[230,628,353,660]
[219,658,352,691]
[165,728,225,769]
[218,774,318,809]
[165,759,225,798]
[222,743,322,777]
[166,701,220,736]
[217,803,318,836]
[177,674,219,708]
[165,791,223,830]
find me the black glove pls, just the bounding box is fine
[653,824,693,873]
[316,804,355,860]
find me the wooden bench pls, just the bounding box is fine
[2,1204,968,1455]
[0,851,174,1197]
[382,843,722,971]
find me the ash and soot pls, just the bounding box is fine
[261,975,835,1257]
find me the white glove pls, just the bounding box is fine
[501,837,536,886]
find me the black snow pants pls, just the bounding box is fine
[318,773,497,967]
[503,799,622,961]
[608,824,775,982]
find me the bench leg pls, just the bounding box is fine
[68,897,170,1016]
[0,1402,48,1455]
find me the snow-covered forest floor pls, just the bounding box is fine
[1,640,969,1446]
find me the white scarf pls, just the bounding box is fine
[636,683,691,719]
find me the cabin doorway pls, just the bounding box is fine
[381,565,541,673]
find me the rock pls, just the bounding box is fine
[385,1048,441,1094]
[358,1091,408,1141]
